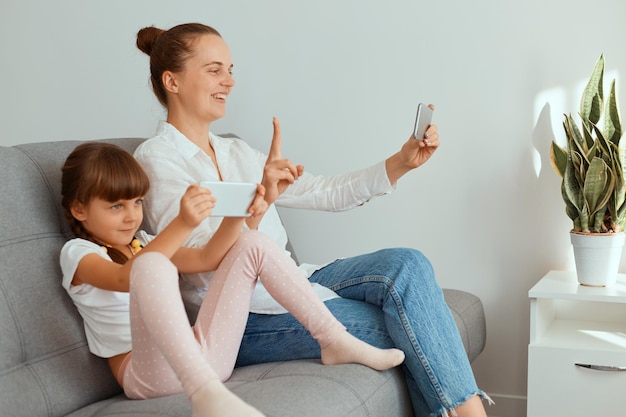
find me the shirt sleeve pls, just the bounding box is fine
[60,239,109,293]
[276,161,395,211]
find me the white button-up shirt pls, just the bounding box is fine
[134,122,394,313]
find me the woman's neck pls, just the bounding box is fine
[167,113,212,153]
[167,113,220,175]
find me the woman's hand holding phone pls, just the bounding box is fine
[412,103,434,141]
[385,103,439,184]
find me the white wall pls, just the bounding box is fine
[3,1,626,415]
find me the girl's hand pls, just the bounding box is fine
[179,184,216,228]
[261,117,304,205]
[244,183,270,230]
[248,183,269,218]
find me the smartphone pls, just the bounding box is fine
[412,103,433,141]
[199,181,257,217]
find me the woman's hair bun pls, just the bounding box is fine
[136,26,165,56]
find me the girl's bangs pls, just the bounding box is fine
[91,151,150,202]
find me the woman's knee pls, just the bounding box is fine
[373,248,434,278]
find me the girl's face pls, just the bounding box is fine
[167,34,235,124]
[71,197,144,249]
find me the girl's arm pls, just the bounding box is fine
[72,185,215,292]
[172,184,269,273]
[171,217,244,273]
[72,253,135,293]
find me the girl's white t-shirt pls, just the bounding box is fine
[60,232,151,358]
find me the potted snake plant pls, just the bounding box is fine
[550,54,625,286]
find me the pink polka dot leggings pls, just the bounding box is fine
[121,230,345,400]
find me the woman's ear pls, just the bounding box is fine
[70,202,87,222]
[162,71,179,94]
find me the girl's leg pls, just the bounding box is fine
[194,231,404,376]
[236,298,397,366]
[308,248,490,417]
[123,252,264,417]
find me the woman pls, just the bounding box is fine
[134,23,490,417]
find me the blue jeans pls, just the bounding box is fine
[236,248,484,417]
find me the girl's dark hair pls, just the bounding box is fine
[61,142,150,264]
[136,23,221,107]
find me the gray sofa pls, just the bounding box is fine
[0,137,486,417]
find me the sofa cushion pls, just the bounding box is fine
[62,361,411,417]
[443,289,486,362]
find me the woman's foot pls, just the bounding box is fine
[320,330,405,371]
[191,380,265,417]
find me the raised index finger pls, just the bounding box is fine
[267,117,282,162]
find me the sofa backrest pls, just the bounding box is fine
[0,138,145,417]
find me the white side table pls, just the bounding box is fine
[527,270,626,417]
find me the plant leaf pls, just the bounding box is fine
[564,114,589,160]
[563,153,585,229]
[561,181,580,224]
[550,141,568,178]
[581,54,604,124]
[604,79,623,145]
[583,157,614,221]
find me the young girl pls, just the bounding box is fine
[59,142,404,417]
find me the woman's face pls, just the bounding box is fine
[169,34,235,124]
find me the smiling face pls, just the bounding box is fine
[164,34,235,126]
[71,197,144,251]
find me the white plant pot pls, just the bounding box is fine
[570,231,625,287]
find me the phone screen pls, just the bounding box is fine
[412,104,433,141]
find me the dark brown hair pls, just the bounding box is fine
[61,142,150,264]
[136,23,221,107]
